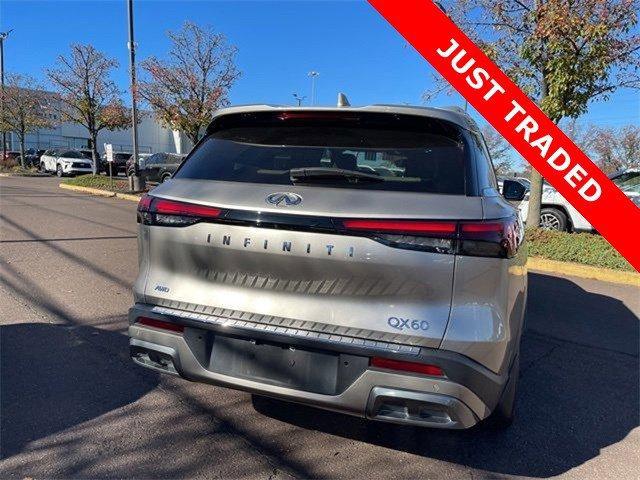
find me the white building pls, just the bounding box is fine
[7,109,192,155]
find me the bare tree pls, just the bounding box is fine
[0,74,56,167]
[481,124,516,175]
[47,44,130,174]
[559,118,595,154]
[590,125,640,173]
[139,22,240,146]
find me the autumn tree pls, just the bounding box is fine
[139,22,240,146]
[0,74,56,167]
[590,125,640,173]
[430,0,639,225]
[47,44,130,174]
[481,124,516,175]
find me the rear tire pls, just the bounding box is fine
[540,207,568,231]
[56,164,64,177]
[485,355,519,429]
[160,173,171,183]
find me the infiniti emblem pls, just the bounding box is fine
[265,192,303,206]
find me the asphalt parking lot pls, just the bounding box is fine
[1,176,638,479]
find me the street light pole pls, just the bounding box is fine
[127,0,143,192]
[292,93,306,106]
[0,30,12,160]
[308,71,319,106]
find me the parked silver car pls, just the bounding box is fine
[129,104,528,429]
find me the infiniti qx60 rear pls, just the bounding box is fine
[129,103,527,429]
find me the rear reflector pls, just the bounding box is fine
[136,316,184,333]
[370,357,444,377]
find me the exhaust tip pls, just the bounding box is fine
[366,386,478,429]
[130,344,179,375]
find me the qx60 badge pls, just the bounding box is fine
[266,192,303,206]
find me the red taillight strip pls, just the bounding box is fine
[137,194,153,212]
[460,222,503,233]
[136,316,184,333]
[137,195,222,219]
[370,357,444,377]
[153,198,222,218]
[342,219,457,236]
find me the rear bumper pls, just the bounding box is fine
[128,303,507,429]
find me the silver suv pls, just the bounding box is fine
[129,104,528,429]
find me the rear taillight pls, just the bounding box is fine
[340,216,522,258]
[137,195,222,227]
[370,357,445,377]
[341,219,458,254]
[136,316,184,333]
[459,218,522,258]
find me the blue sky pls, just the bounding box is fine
[1,0,638,131]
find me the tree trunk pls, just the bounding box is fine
[19,142,25,169]
[526,73,549,229]
[18,132,26,169]
[527,169,543,228]
[186,130,200,150]
[90,130,99,175]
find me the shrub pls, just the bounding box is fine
[61,174,131,193]
[526,228,633,271]
[0,157,19,171]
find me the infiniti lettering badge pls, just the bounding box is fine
[266,192,302,206]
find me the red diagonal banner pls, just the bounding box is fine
[368,0,640,271]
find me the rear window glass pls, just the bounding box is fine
[175,112,469,194]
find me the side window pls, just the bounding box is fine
[474,133,499,189]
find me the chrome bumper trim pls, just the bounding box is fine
[149,304,422,356]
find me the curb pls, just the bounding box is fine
[115,192,142,202]
[59,183,142,202]
[0,172,50,178]
[57,182,639,286]
[527,257,639,286]
[59,183,117,198]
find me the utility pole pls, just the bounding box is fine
[127,0,143,192]
[292,93,306,106]
[0,30,12,159]
[308,71,319,106]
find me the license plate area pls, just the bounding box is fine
[207,335,368,395]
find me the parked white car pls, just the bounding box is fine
[40,149,94,177]
[502,168,640,231]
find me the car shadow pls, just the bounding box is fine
[251,272,639,478]
[0,322,159,460]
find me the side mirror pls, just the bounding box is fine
[503,179,527,201]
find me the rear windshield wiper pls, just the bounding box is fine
[290,167,385,184]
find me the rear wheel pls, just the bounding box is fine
[56,164,64,177]
[40,162,46,173]
[485,355,519,429]
[540,207,568,231]
[160,172,171,183]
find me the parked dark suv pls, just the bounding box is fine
[101,152,132,176]
[129,152,186,183]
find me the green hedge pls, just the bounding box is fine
[62,174,131,193]
[526,228,633,271]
